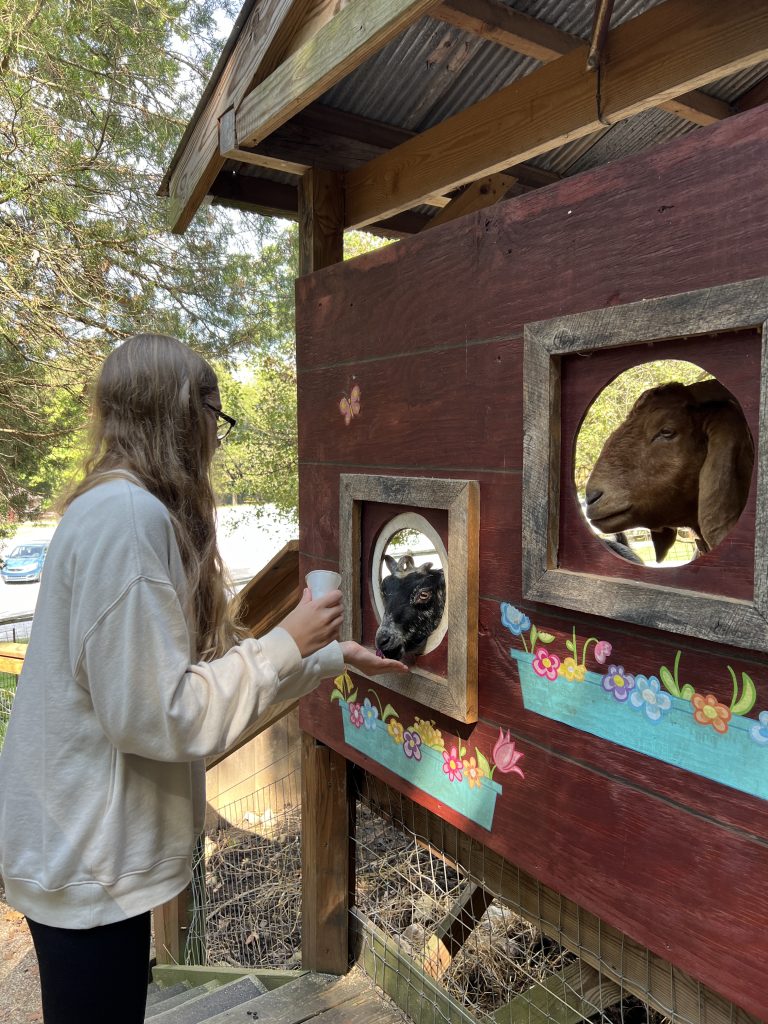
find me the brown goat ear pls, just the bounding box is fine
[697,402,754,551]
[651,528,677,562]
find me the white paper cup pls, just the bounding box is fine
[305,570,342,599]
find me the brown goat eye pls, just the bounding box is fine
[415,589,432,603]
[655,427,677,440]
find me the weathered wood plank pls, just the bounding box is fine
[421,173,518,231]
[352,910,478,1024]
[492,960,621,1024]
[432,0,579,61]
[345,0,768,227]
[0,642,26,676]
[235,0,440,149]
[298,168,344,276]
[301,734,353,974]
[167,0,315,232]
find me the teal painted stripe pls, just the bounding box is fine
[509,650,767,801]
[339,702,502,830]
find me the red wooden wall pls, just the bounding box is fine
[296,105,768,1020]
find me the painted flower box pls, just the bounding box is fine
[338,700,504,830]
[509,648,768,802]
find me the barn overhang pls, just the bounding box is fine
[162,0,768,240]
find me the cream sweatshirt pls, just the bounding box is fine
[0,479,343,928]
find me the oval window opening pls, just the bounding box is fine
[371,513,448,658]
[574,360,754,566]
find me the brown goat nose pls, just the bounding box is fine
[585,487,602,505]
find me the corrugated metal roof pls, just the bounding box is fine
[190,0,768,226]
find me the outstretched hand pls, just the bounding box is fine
[340,640,408,676]
[279,588,343,658]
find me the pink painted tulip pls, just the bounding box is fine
[594,640,612,665]
[492,728,525,778]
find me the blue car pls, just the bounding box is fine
[1,542,49,583]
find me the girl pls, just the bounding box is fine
[0,334,405,1023]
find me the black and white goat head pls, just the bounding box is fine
[375,555,446,662]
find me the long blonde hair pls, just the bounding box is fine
[64,333,244,659]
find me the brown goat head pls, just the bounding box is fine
[584,379,753,560]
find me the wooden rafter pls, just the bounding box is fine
[420,173,518,231]
[345,0,768,229]
[432,0,728,125]
[165,0,318,232]
[233,0,441,150]
[737,72,768,111]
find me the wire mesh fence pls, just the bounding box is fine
[0,617,31,749]
[187,750,305,970]
[353,774,753,1024]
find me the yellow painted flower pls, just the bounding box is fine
[462,755,485,789]
[413,717,445,750]
[559,657,586,682]
[388,719,404,744]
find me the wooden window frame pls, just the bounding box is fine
[339,473,479,722]
[522,276,768,653]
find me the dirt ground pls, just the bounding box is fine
[0,887,43,1024]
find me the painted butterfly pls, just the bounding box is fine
[339,383,361,426]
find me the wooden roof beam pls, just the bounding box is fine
[736,72,768,111]
[345,0,768,229]
[419,173,518,231]
[166,0,318,233]
[432,0,730,125]
[234,0,442,150]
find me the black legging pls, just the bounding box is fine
[26,912,151,1024]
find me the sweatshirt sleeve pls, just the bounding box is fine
[76,576,343,761]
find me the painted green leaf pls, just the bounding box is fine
[731,672,757,716]
[476,749,492,778]
[349,689,358,703]
[530,625,538,651]
[330,688,345,703]
[382,704,397,722]
[459,745,467,758]
[680,684,695,701]
[539,632,556,645]
[659,665,679,697]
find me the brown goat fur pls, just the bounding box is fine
[585,379,754,560]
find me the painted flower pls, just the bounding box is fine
[402,730,423,760]
[601,665,635,702]
[691,692,731,734]
[630,675,672,723]
[750,710,768,745]
[348,702,364,729]
[388,719,405,744]
[532,647,561,681]
[500,603,531,636]
[362,697,379,730]
[413,717,444,750]
[492,728,525,778]
[559,657,586,682]
[442,745,464,783]
[462,755,485,789]
[594,640,612,665]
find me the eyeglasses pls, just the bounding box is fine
[204,402,237,442]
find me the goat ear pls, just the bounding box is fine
[650,528,677,562]
[417,561,433,574]
[697,402,754,550]
[384,554,398,575]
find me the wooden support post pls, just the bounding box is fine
[298,168,344,277]
[153,885,190,965]
[301,733,354,974]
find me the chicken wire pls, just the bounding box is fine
[186,748,750,1024]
